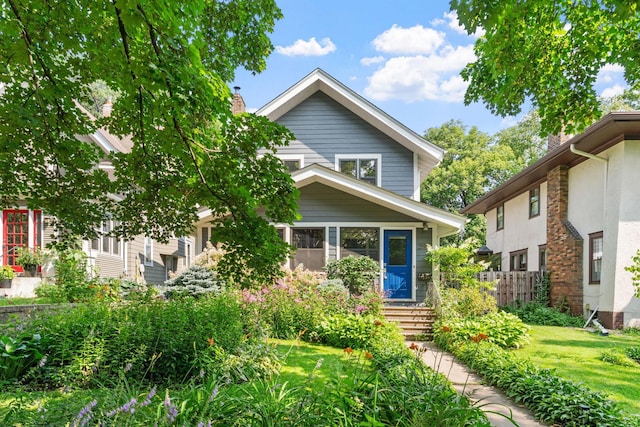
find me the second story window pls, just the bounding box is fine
[278,155,304,173]
[529,186,540,218]
[496,204,504,230]
[336,155,380,186]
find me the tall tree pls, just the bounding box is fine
[422,114,545,244]
[451,0,640,135]
[0,0,297,283]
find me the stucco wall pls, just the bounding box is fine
[486,182,547,271]
[567,149,606,315]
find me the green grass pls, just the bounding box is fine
[273,339,371,389]
[0,339,370,425]
[0,296,56,306]
[513,325,640,415]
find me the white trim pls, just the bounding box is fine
[277,154,305,170]
[144,236,154,266]
[335,154,382,187]
[412,152,420,201]
[381,227,417,302]
[292,164,465,233]
[256,69,444,173]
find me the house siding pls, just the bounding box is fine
[273,92,415,198]
[297,183,417,223]
[125,236,191,285]
[486,183,547,272]
[415,228,433,302]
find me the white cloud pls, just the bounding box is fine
[372,24,445,55]
[596,63,625,84]
[360,56,385,66]
[601,63,624,73]
[433,11,485,38]
[600,84,626,99]
[275,37,336,57]
[364,44,475,103]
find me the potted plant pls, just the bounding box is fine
[15,247,43,277]
[0,266,15,288]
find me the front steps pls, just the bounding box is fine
[382,305,436,340]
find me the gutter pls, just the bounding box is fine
[569,143,608,192]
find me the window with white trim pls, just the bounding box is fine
[275,155,304,172]
[90,219,122,256]
[144,236,154,266]
[340,227,379,261]
[336,155,380,186]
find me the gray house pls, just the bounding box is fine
[196,69,465,302]
[1,102,194,295]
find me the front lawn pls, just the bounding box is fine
[514,325,640,415]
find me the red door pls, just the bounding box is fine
[2,210,41,270]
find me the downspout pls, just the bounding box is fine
[569,143,608,317]
[569,144,608,191]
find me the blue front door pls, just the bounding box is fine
[383,230,412,299]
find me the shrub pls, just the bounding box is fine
[19,292,254,387]
[318,313,400,350]
[454,341,635,427]
[433,334,637,427]
[163,265,225,299]
[439,285,497,319]
[501,302,584,327]
[600,348,637,367]
[434,311,531,350]
[625,346,640,363]
[325,255,380,295]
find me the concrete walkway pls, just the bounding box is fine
[412,341,549,427]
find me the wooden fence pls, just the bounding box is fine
[478,271,540,306]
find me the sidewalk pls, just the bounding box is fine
[412,341,548,427]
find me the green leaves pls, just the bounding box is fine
[1,0,296,279]
[451,0,640,135]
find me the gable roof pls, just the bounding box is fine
[462,112,640,214]
[292,164,465,237]
[257,68,444,178]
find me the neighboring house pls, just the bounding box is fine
[196,69,466,302]
[462,112,640,329]
[1,102,194,289]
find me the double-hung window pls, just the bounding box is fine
[336,155,380,186]
[589,232,603,284]
[529,186,540,218]
[510,249,528,271]
[496,204,504,230]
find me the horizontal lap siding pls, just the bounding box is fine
[297,183,416,222]
[274,93,415,197]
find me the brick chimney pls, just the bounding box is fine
[102,99,113,117]
[547,130,570,151]
[231,86,245,114]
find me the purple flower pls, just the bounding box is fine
[141,387,156,407]
[355,304,367,314]
[38,355,47,368]
[208,385,219,402]
[72,400,97,427]
[124,362,132,372]
[167,404,178,422]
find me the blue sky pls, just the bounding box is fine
[232,0,628,136]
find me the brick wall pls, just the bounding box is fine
[546,165,584,315]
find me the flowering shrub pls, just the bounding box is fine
[239,265,386,341]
